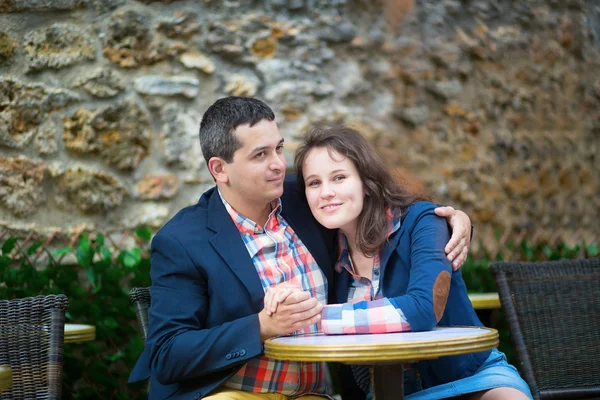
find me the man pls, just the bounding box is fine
[129,97,471,399]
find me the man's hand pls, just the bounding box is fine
[264,282,301,316]
[258,291,323,342]
[434,206,471,271]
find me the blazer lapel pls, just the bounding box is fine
[206,191,265,311]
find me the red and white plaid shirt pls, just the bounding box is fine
[219,192,329,396]
[321,215,411,335]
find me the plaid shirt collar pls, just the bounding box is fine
[335,209,402,273]
[218,189,282,235]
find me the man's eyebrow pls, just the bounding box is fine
[250,138,285,154]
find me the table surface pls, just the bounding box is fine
[468,293,501,310]
[265,326,498,364]
[0,365,11,391]
[64,324,96,343]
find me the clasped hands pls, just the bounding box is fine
[258,283,322,342]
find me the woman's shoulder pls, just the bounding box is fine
[396,201,444,229]
[403,201,439,218]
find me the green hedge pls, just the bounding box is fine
[0,231,597,399]
[0,230,152,399]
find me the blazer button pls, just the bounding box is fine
[240,349,246,356]
[226,354,232,360]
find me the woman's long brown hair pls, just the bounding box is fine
[295,125,431,256]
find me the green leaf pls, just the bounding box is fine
[135,226,153,241]
[1,238,17,255]
[587,243,598,257]
[123,248,142,269]
[52,246,72,257]
[26,242,42,255]
[106,350,125,363]
[76,235,93,268]
[95,233,105,247]
[101,246,112,261]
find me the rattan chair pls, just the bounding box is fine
[0,294,69,400]
[489,258,600,400]
[129,287,151,344]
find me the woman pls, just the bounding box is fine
[293,125,532,400]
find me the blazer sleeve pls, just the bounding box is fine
[388,207,453,332]
[145,232,263,385]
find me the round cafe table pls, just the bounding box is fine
[265,326,498,400]
[0,365,11,391]
[64,324,96,343]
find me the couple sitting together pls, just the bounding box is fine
[129,96,532,400]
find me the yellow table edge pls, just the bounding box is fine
[265,327,499,364]
[64,324,96,343]
[0,365,12,391]
[468,293,501,310]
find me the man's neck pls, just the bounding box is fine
[218,188,273,227]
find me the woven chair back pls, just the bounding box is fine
[490,258,600,400]
[0,294,69,400]
[129,287,151,344]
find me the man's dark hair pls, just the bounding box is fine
[199,96,275,163]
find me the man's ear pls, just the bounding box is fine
[208,157,229,184]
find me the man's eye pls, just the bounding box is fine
[254,151,265,158]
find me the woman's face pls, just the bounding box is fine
[302,147,365,235]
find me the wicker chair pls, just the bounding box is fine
[0,294,69,400]
[489,258,600,400]
[129,287,151,344]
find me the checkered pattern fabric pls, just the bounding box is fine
[219,192,329,396]
[321,216,411,335]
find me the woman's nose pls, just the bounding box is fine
[320,184,335,198]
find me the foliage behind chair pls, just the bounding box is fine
[0,294,69,400]
[129,287,151,344]
[489,258,600,400]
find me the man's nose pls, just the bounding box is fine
[269,153,285,170]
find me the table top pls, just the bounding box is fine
[468,293,501,310]
[0,365,11,391]
[64,324,96,343]
[264,326,498,364]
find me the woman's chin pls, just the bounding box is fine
[316,218,341,230]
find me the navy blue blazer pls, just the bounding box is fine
[129,176,337,400]
[336,202,491,400]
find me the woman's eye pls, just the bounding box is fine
[307,180,320,187]
[334,175,345,181]
[276,145,284,152]
[254,151,265,158]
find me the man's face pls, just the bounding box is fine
[223,119,286,209]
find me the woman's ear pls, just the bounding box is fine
[208,157,229,184]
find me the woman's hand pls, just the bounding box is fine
[434,206,471,270]
[263,282,302,316]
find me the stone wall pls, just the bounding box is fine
[1,0,598,241]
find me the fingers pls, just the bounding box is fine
[445,225,466,255]
[291,311,322,332]
[264,283,301,315]
[452,244,469,271]
[434,206,455,217]
[282,290,311,305]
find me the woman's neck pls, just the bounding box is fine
[344,234,374,279]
